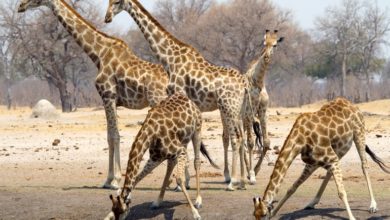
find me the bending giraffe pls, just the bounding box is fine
[103,93,219,220]
[244,30,284,184]
[18,0,168,189]
[253,98,390,220]
[105,0,252,190]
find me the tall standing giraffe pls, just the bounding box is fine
[105,0,250,190]
[103,93,219,220]
[18,0,168,189]
[244,30,284,184]
[252,98,390,220]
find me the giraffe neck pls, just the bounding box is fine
[248,48,270,89]
[262,128,301,204]
[125,0,195,67]
[49,0,119,67]
[121,124,154,196]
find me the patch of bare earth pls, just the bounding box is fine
[0,100,389,219]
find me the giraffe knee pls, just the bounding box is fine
[338,191,346,200]
[194,159,201,170]
[176,177,183,186]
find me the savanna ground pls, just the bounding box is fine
[0,100,389,220]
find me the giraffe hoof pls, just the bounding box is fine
[194,202,202,209]
[226,183,235,191]
[102,182,119,190]
[174,185,183,192]
[369,207,377,213]
[194,214,201,220]
[237,183,247,190]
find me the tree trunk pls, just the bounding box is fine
[365,71,370,102]
[6,86,12,110]
[341,52,347,97]
[58,82,72,112]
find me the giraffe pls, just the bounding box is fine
[252,98,390,220]
[105,0,250,190]
[244,30,284,184]
[18,0,168,189]
[103,93,219,220]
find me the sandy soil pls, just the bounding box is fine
[0,100,389,220]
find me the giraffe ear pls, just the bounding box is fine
[274,30,278,33]
[278,37,285,43]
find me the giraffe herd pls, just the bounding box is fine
[16,0,389,219]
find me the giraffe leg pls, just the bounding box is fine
[176,151,201,220]
[329,162,356,220]
[191,127,203,209]
[238,128,247,190]
[221,119,231,183]
[151,159,176,209]
[253,92,271,175]
[120,158,162,205]
[354,130,377,213]
[103,100,121,189]
[259,91,270,151]
[254,141,268,176]
[245,121,256,185]
[304,171,332,209]
[227,130,239,191]
[271,164,318,217]
[174,151,191,192]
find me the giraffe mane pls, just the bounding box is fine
[60,0,126,47]
[131,0,193,49]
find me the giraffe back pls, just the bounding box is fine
[143,93,202,159]
[289,98,364,165]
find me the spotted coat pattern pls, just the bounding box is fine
[18,0,168,189]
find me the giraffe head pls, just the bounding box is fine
[105,0,127,23]
[104,194,128,220]
[261,30,284,60]
[17,0,49,13]
[253,197,270,220]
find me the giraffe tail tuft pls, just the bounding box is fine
[253,121,263,151]
[200,142,220,169]
[366,145,390,174]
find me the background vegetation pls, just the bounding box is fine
[1,0,389,111]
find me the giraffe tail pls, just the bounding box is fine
[365,145,390,174]
[200,142,220,169]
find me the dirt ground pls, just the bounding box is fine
[0,100,390,220]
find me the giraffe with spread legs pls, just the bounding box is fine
[18,0,168,189]
[244,30,284,184]
[105,0,251,190]
[253,98,390,220]
[103,93,219,220]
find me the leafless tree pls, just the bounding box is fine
[9,0,101,112]
[315,0,361,97]
[0,0,30,109]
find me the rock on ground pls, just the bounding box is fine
[31,99,59,119]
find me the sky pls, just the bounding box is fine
[102,0,390,33]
